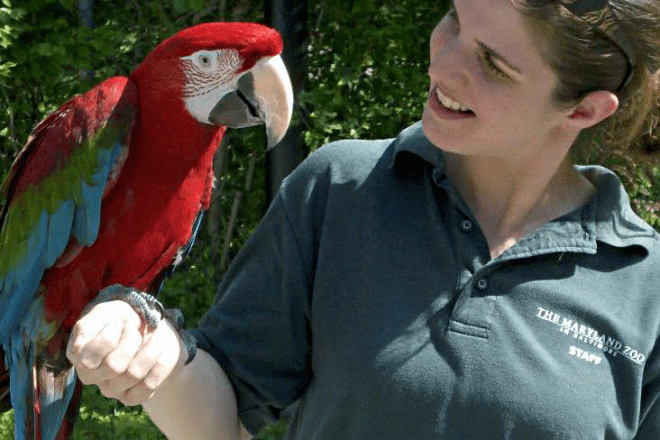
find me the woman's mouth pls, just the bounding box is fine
[436,88,471,112]
[428,87,475,120]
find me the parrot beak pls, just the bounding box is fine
[209,55,293,149]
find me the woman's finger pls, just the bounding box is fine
[119,322,185,406]
[67,300,140,365]
[75,317,144,385]
[98,332,162,400]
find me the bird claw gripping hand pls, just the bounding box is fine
[85,285,197,365]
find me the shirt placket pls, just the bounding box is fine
[448,208,499,339]
[442,212,596,341]
[432,169,497,338]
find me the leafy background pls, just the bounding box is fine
[0,0,658,439]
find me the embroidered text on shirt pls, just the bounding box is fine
[536,307,646,365]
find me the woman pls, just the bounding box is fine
[67,0,660,438]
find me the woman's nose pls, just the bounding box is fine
[429,28,470,84]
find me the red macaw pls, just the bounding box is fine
[0,22,293,440]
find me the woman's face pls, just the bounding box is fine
[422,0,571,162]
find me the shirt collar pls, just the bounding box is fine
[390,121,445,171]
[390,121,658,252]
[576,165,658,251]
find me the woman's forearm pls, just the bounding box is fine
[142,349,252,440]
[67,299,252,439]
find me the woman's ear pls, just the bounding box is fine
[567,90,619,130]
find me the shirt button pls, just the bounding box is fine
[460,219,474,233]
[476,278,489,291]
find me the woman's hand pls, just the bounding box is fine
[66,299,186,406]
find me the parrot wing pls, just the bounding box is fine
[0,75,137,440]
[0,75,136,335]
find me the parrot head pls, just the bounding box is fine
[130,22,293,148]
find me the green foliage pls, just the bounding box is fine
[301,1,445,150]
[602,153,660,229]
[0,409,12,439]
[629,165,660,229]
[0,387,167,440]
[73,388,165,440]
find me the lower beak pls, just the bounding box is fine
[209,55,293,149]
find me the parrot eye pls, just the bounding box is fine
[181,48,242,100]
[197,52,215,68]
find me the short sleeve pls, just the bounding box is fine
[189,137,392,436]
[190,186,314,435]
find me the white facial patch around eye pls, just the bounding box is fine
[180,48,243,123]
[180,48,242,98]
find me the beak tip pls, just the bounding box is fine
[258,55,293,150]
[266,127,286,150]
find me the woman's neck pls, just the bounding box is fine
[444,152,595,259]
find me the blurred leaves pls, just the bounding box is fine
[300,1,444,150]
[601,152,660,229]
[74,387,166,440]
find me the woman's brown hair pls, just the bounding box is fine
[509,0,660,154]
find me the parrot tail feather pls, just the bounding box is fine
[8,346,78,440]
[54,380,83,440]
[5,299,78,440]
[36,364,77,440]
[55,380,82,440]
[7,337,37,439]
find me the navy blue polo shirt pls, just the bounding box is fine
[192,122,660,439]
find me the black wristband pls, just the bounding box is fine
[163,307,198,365]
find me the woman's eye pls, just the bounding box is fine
[445,5,510,82]
[480,48,508,80]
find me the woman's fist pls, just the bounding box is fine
[66,299,185,406]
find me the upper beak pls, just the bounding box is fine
[209,55,294,149]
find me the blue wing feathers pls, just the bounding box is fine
[0,131,129,341]
[0,139,128,337]
[0,139,130,440]
[71,140,125,247]
[20,210,48,284]
[0,78,136,440]
[0,212,47,337]
[70,182,104,247]
[0,257,44,338]
[43,200,75,269]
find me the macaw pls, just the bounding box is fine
[0,22,293,440]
